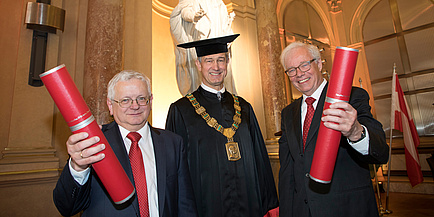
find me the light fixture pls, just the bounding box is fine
[24,2,66,87]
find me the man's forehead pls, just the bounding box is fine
[115,78,144,86]
[287,49,312,65]
[202,53,226,59]
[115,79,148,93]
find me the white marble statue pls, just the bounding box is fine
[170,0,236,95]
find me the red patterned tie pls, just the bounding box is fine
[127,132,149,217]
[303,97,316,151]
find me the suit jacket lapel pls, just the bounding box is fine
[104,123,133,180]
[103,122,140,216]
[150,125,166,217]
[291,97,303,153]
[305,84,328,149]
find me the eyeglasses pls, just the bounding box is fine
[284,59,316,77]
[112,96,151,108]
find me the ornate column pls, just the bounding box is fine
[255,0,287,139]
[83,0,124,124]
[255,0,286,190]
[327,0,346,46]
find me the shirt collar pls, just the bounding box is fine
[201,83,226,94]
[118,122,149,141]
[303,79,327,102]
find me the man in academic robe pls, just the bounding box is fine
[169,0,236,95]
[278,42,389,217]
[165,34,278,217]
[53,70,198,217]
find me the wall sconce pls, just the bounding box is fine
[25,1,65,87]
[25,2,65,33]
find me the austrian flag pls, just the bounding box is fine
[391,71,423,187]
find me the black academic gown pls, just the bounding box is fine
[166,86,278,217]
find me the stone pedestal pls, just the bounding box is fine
[266,138,280,195]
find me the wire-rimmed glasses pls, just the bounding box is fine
[112,96,151,108]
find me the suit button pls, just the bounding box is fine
[304,199,308,204]
[305,173,309,178]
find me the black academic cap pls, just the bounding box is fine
[177,34,240,57]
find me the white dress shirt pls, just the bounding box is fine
[69,122,159,216]
[301,79,370,155]
[201,83,225,94]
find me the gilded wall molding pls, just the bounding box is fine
[0,176,59,188]
[0,147,59,182]
[152,0,240,20]
[231,3,256,20]
[347,42,364,50]
[350,0,381,44]
[0,168,59,176]
[277,0,336,46]
[152,0,173,19]
[265,138,279,159]
[1,147,57,159]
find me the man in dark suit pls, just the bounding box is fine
[53,70,198,217]
[278,42,389,217]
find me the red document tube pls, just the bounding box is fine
[40,64,135,204]
[309,47,359,184]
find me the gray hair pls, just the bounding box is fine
[107,70,151,100]
[280,41,321,69]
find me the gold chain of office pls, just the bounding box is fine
[186,93,241,140]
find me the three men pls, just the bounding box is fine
[165,34,279,217]
[278,42,389,217]
[53,37,388,217]
[53,70,197,217]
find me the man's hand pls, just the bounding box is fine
[67,132,106,172]
[321,102,364,141]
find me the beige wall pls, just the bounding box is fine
[0,0,23,158]
[124,1,153,91]
[0,0,87,216]
[152,3,183,129]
